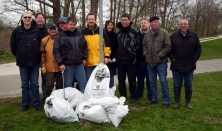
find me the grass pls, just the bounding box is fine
[1,71,222,131]
[0,51,15,64]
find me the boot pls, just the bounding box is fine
[185,90,193,109]
[172,90,181,108]
[46,90,52,97]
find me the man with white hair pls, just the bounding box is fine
[10,11,42,111]
[142,16,171,108]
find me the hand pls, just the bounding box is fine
[82,60,86,66]
[59,65,65,73]
[112,58,116,62]
[172,59,175,61]
[41,67,46,74]
[104,58,109,64]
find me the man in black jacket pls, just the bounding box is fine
[116,13,139,103]
[10,11,42,111]
[169,18,201,109]
[53,17,88,93]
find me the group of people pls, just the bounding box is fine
[10,10,201,112]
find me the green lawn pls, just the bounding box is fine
[0,71,222,131]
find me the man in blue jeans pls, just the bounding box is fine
[10,11,42,111]
[142,16,171,108]
[53,17,88,93]
[169,18,201,109]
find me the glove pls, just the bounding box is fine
[41,67,46,74]
[112,58,116,63]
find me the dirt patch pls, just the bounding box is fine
[79,119,91,127]
[130,106,146,112]
[204,116,222,123]
[0,97,16,103]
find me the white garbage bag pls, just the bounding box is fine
[44,96,79,123]
[89,96,119,109]
[51,87,83,108]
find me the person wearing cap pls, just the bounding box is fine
[169,18,201,109]
[57,17,67,33]
[54,17,88,93]
[40,23,62,97]
[143,16,171,108]
[10,11,42,111]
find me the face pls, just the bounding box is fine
[35,14,44,27]
[150,20,160,31]
[140,20,149,31]
[67,21,77,32]
[179,19,188,33]
[47,26,57,36]
[22,13,32,25]
[121,17,131,27]
[59,21,66,30]
[87,15,96,28]
[106,22,114,32]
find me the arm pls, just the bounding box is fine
[142,33,148,56]
[168,35,175,61]
[10,29,17,56]
[53,35,64,66]
[193,34,201,61]
[103,30,111,64]
[40,37,46,68]
[158,30,171,58]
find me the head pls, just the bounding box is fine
[149,16,160,31]
[66,17,78,32]
[105,20,114,32]
[58,17,67,30]
[140,17,150,32]
[179,18,189,33]
[47,23,57,36]
[22,11,33,26]
[86,12,96,28]
[121,13,131,28]
[35,12,45,28]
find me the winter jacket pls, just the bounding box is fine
[105,20,118,70]
[40,35,60,72]
[81,23,111,66]
[169,30,201,73]
[136,28,147,62]
[10,20,42,66]
[116,22,140,65]
[53,29,88,66]
[142,28,171,67]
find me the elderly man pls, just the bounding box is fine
[10,11,42,111]
[143,16,171,108]
[169,18,201,109]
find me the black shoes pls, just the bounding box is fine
[129,98,137,104]
[162,103,169,108]
[21,105,29,111]
[147,100,158,105]
[33,104,41,111]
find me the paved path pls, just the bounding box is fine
[0,59,222,98]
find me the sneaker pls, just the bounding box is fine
[129,98,137,104]
[162,103,169,108]
[33,104,41,111]
[147,100,158,105]
[21,105,29,111]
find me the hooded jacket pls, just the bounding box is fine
[53,29,88,66]
[169,30,201,73]
[116,21,140,65]
[10,20,42,66]
[81,23,111,66]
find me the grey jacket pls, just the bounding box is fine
[142,28,171,67]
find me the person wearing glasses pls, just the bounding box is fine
[40,23,62,97]
[10,11,42,111]
[53,17,88,93]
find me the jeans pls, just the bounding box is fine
[147,62,170,104]
[41,73,47,99]
[85,66,96,81]
[136,61,152,99]
[64,64,87,93]
[172,71,194,91]
[109,68,116,88]
[19,65,40,106]
[117,63,137,99]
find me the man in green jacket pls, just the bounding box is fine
[142,16,171,108]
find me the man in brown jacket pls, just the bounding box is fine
[40,23,62,97]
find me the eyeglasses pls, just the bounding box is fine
[24,16,31,19]
[49,27,56,30]
[59,22,66,24]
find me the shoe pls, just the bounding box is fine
[21,105,29,111]
[129,98,137,104]
[33,104,41,111]
[186,103,193,109]
[147,100,158,105]
[172,102,180,108]
[162,103,169,108]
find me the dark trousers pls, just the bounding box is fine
[117,63,137,99]
[45,72,63,91]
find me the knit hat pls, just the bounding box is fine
[149,16,160,22]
